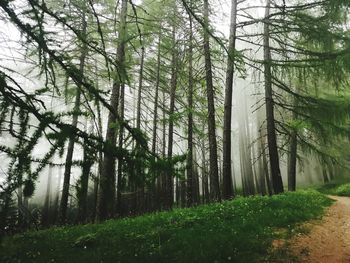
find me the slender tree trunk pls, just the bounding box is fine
[238,93,255,196]
[77,120,94,223]
[59,91,80,223]
[201,138,210,204]
[42,166,52,226]
[222,0,237,200]
[156,91,166,210]
[288,93,298,191]
[261,134,273,196]
[181,176,187,207]
[187,8,194,207]
[329,164,335,180]
[244,98,256,195]
[98,0,127,221]
[136,47,145,131]
[59,9,87,223]
[52,166,62,224]
[135,46,146,214]
[150,35,161,212]
[193,148,200,204]
[175,177,180,206]
[255,95,267,196]
[152,36,161,153]
[288,130,297,191]
[256,139,267,196]
[166,24,177,210]
[322,167,329,183]
[203,0,221,202]
[77,142,93,223]
[159,90,167,210]
[92,98,103,222]
[116,84,125,215]
[263,0,284,194]
[17,184,24,228]
[257,98,273,196]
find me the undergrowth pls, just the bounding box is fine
[0,190,332,263]
[317,178,350,196]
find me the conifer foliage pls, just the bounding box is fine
[0,0,349,234]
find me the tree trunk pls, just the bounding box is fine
[187,7,194,207]
[166,24,177,210]
[288,93,298,192]
[42,166,52,226]
[201,131,210,204]
[222,0,237,200]
[322,166,329,183]
[288,130,297,191]
[157,90,167,210]
[261,134,273,196]
[135,46,146,214]
[193,149,200,204]
[52,166,62,224]
[59,9,87,223]
[77,130,94,223]
[238,91,255,196]
[257,101,273,196]
[116,84,125,215]
[92,97,103,222]
[263,0,284,194]
[150,35,161,211]
[256,139,267,196]
[136,47,145,131]
[152,36,161,153]
[203,0,221,202]
[97,0,127,221]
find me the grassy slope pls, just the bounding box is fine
[0,190,332,263]
[317,178,350,197]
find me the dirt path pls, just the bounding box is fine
[290,195,350,262]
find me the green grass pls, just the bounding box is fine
[317,178,350,196]
[0,190,333,263]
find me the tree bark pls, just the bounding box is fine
[263,0,284,194]
[135,45,146,214]
[136,47,145,131]
[203,0,221,202]
[201,135,210,204]
[97,0,127,221]
[59,9,87,223]
[92,96,103,222]
[159,89,167,210]
[116,83,125,215]
[288,130,297,191]
[77,137,93,223]
[222,0,238,200]
[150,35,161,211]
[288,93,298,191]
[166,24,177,210]
[193,148,200,204]
[152,35,161,154]
[187,7,194,207]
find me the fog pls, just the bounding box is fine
[0,0,344,212]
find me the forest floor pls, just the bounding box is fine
[0,190,332,263]
[289,195,350,262]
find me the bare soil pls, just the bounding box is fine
[290,195,350,263]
